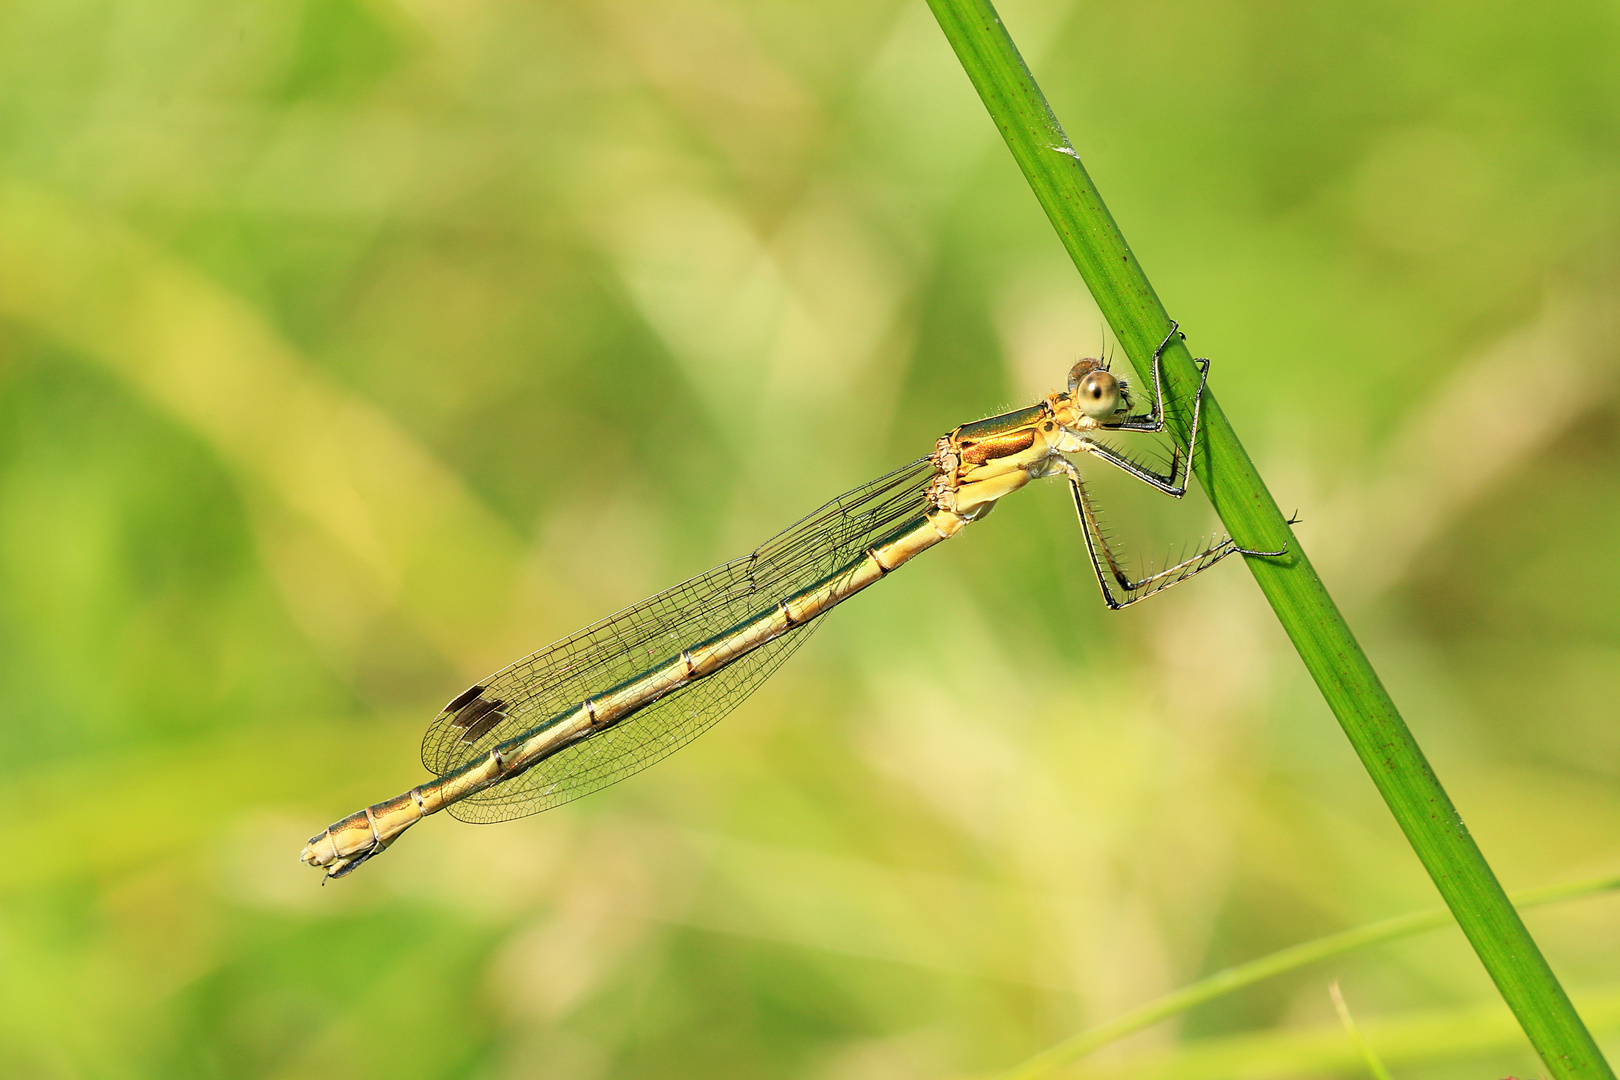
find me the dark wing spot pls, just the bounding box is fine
[444,684,485,715]
[458,703,508,744]
[450,695,502,729]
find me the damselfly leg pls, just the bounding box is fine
[1065,464,1286,609]
[1056,321,1287,608]
[1078,322,1204,495]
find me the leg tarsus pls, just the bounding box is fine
[1155,320,1182,360]
[1231,512,1301,559]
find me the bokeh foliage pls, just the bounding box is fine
[1,1,1618,1078]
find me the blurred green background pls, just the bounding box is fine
[3,0,1619,1077]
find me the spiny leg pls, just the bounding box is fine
[1080,348,1210,496]
[1107,320,1184,434]
[1055,323,1289,605]
[1057,458,1288,610]
[1064,461,1234,608]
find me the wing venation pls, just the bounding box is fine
[419,456,939,819]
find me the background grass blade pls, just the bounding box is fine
[922,1,1614,1077]
[1002,873,1620,1080]
[1332,981,1398,1080]
[1043,987,1620,1080]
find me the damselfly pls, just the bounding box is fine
[302,325,1282,879]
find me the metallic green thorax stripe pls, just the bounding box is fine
[952,403,1045,441]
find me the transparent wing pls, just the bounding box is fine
[420,456,939,816]
[447,632,802,822]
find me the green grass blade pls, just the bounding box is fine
[1047,986,1620,1080]
[921,2,1614,1078]
[1332,981,1399,1080]
[1000,873,1620,1080]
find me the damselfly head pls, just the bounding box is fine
[1068,359,1122,419]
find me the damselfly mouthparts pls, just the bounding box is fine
[302,324,1282,879]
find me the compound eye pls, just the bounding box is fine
[1067,359,1100,393]
[1076,368,1121,419]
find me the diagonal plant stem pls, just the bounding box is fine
[921,2,1614,1078]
